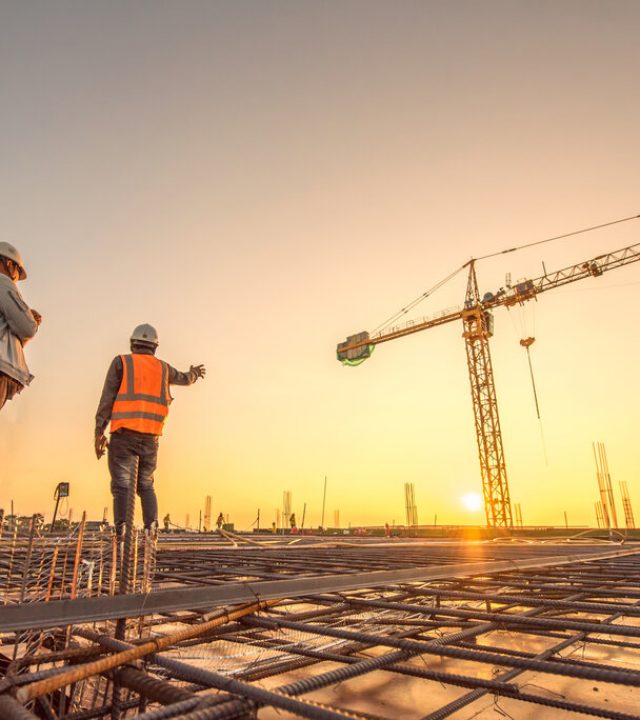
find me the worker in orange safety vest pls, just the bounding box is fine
[95,324,205,535]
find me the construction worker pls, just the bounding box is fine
[289,513,298,534]
[163,513,171,532]
[216,512,225,530]
[94,324,205,536]
[0,242,42,411]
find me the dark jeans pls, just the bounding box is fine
[0,373,22,412]
[108,429,159,531]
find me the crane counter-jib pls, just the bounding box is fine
[481,241,640,311]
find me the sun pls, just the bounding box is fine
[461,493,483,512]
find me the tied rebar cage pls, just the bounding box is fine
[0,506,160,720]
[1,535,640,719]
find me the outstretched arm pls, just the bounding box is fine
[168,364,206,386]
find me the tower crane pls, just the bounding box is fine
[337,239,640,528]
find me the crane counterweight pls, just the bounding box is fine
[337,331,374,365]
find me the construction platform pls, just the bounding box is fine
[1,527,640,719]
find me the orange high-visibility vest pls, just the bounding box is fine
[110,354,171,435]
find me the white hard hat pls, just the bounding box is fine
[0,242,27,280]
[130,323,159,346]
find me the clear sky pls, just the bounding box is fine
[1,0,639,529]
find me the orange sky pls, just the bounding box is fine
[1,1,639,529]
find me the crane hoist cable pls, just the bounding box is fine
[519,337,541,420]
[506,300,549,462]
[515,334,549,465]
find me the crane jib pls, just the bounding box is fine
[336,241,640,350]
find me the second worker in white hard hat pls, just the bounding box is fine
[0,242,42,412]
[94,324,205,536]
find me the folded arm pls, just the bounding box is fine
[0,286,38,343]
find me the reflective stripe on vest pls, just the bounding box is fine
[110,354,170,435]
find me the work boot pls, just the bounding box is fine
[144,521,158,540]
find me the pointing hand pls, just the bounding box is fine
[190,364,206,380]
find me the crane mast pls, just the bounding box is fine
[463,261,512,527]
[337,239,640,529]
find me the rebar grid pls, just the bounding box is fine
[2,538,640,719]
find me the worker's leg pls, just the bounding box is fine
[136,435,159,530]
[107,431,139,536]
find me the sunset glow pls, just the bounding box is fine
[1,2,639,530]
[461,493,483,513]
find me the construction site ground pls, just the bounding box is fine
[1,529,640,719]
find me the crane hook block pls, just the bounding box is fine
[337,332,374,365]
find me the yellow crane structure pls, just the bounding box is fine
[337,240,640,528]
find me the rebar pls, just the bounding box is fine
[3,537,640,719]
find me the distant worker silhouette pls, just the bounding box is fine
[216,512,225,530]
[289,512,298,534]
[163,513,171,532]
[0,243,42,411]
[95,324,205,536]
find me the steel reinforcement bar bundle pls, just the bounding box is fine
[1,539,640,719]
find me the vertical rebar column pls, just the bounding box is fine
[5,523,19,601]
[620,480,636,529]
[70,512,87,601]
[112,457,139,720]
[109,534,117,595]
[12,517,38,661]
[600,442,619,528]
[45,545,60,601]
[137,532,154,637]
[18,516,37,603]
[593,442,611,529]
[321,476,327,530]
[595,501,603,528]
[96,536,105,596]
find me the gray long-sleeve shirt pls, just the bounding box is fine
[95,349,197,435]
[0,273,39,385]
